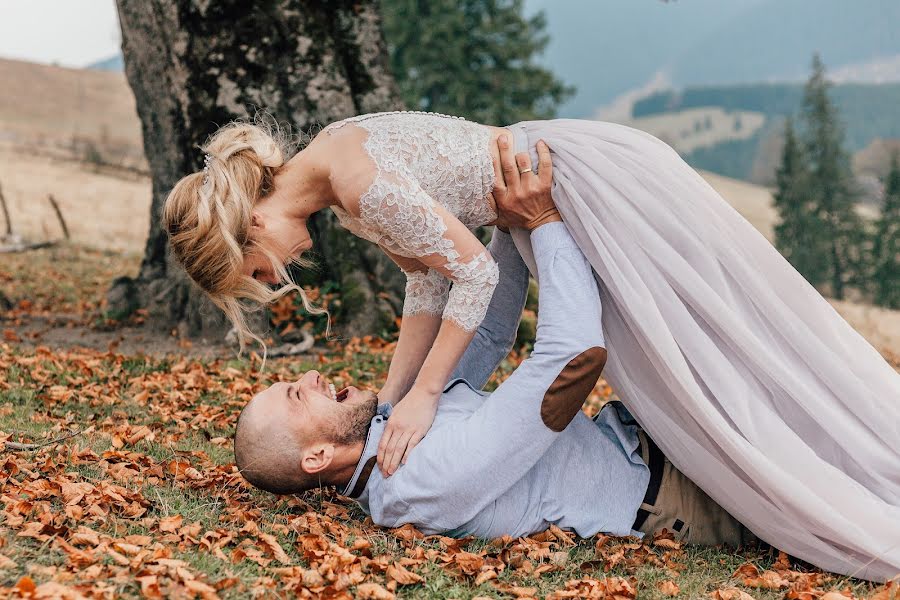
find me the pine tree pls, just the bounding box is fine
[773,117,829,283]
[381,0,574,124]
[798,54,866,300]
[873,153,900,308]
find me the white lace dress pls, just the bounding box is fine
[325,111,500,331]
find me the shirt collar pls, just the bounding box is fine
[341,403,391,498]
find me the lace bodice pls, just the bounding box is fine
[325,111,500,331]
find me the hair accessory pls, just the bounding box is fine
[202,153,213,186]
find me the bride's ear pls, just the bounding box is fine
[250,211,266,231]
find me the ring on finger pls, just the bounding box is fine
[519,167,533,174]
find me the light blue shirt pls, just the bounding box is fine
[342,223,650,538]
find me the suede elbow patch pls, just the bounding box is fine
[541,347,608,432]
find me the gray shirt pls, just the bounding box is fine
[342,223,650,538]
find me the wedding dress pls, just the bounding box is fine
[324,111,900,582]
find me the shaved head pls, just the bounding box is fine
[234,394,311,494]
[233,373,378,495]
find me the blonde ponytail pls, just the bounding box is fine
[163,114,327,352]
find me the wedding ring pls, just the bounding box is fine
[519,167,533,174]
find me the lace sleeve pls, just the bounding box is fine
[379,248,451,317]
[403,269,451,317]
[359,172,499,332]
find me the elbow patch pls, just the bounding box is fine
[541,347,608,432]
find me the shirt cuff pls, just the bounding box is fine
[530,221,579,259]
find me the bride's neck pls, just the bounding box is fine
[272,146,337,218]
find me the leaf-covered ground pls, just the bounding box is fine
[0,246,897,599]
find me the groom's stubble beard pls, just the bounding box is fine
[329,391,379,446]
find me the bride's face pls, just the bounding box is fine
[241,209,313,284]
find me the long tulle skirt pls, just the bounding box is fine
[506,119,900,582]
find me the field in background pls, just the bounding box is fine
[625,107,766,154]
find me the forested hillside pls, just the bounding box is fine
[632,82,900,181]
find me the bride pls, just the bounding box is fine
[163,110,900,581]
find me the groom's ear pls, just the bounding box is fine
[301,444,335,475]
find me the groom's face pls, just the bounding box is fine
[252,370,377,443]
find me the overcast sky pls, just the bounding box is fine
[0,0,121,67]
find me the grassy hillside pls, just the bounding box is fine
[630,82,900,182]
[634,82,900,152]
[0,57,145,171]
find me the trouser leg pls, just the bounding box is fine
[635,430,754,547]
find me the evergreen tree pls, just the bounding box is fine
[798,54,866,300]
[873,153,900,308]
[381,0,574,124]
[773,117,829,283]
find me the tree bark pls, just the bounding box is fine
[112,0,406,340]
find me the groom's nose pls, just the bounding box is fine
[298,370,325,391]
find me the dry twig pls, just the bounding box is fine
[47,194,70,240]
[0,181,11,236]
[4,427,88,451]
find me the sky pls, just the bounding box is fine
[0,0,121,68]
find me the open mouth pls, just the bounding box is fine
[327,381,351,402]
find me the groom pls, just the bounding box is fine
[234,145,753,546]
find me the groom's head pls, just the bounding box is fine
[234,370,378,494]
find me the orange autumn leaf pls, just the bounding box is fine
[258,532,291,564]
[386,563,424,585]
[658,580,681,596]
[742,569,789,590]
[15,576,36,595]
[355,582,395,600]
[474,569,498,585]
[710,588,757,600]
[866,581,897,600]
[159,514,183,533]
[454,551,486,575]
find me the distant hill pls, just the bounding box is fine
[87,55,124,71]
[0,57,144,171]
[629,82,900,183]
[634,83,900,152]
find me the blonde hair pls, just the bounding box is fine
[163,115,326,351]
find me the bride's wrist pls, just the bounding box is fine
[411,379,444,398]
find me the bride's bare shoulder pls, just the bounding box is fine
[312,123,376,217]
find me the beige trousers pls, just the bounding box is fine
[635,430,755,547]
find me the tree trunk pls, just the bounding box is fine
[111,0,406,341]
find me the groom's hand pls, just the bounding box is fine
[491,135,561,231]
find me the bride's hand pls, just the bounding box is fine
[492,136,560,231]
[377,384,440,476]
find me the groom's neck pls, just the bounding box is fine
[329,441,367,489]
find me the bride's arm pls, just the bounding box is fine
[377,250,446,406]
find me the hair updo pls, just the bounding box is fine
[163,115,323,351]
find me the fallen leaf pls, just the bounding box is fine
[258,532,291,564]
[386,563,423,585]
[474,569,498,586]
[15,576,36,595]
[355,582,395,600]
[658,580,680,596]
[743,569,789,589]
[159,514,183,533]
